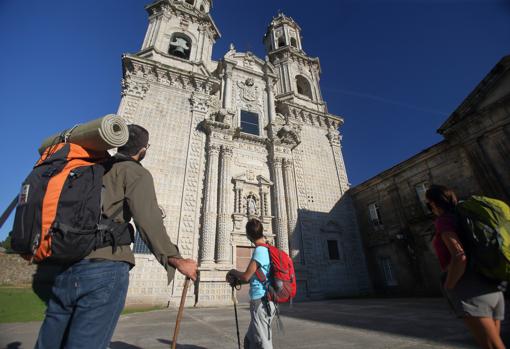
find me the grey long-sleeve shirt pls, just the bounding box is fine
[87,154,181,283]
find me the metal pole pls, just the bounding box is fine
[232,286,241,349]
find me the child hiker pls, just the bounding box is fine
[226,219,277,349]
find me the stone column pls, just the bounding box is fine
[271,157,289,252]
[263,192,270,216]
[199,143,220,264]
[216,146,233,264]
[265,77,276,125]
[283,158,299,259]
[234,187,242,213]
[223,68,233,110]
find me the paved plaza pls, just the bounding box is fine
[1,298,509,349]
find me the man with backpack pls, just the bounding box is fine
[34,124,198,349]
[226,218,296,349]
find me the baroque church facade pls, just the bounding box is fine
[117,0,370,306]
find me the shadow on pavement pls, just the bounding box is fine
[278,299,510,347]
[158,339,207,348]
[5,342,22,349]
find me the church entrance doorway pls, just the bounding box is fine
[235,246,254,303]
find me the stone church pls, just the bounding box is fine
[117,0,371,306]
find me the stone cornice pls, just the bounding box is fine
[276,101,344,129]
[348,141,449,195]
[219,52,278,80]
[135,48,214,77]
[268,48,321,75]
[122,54,221,94]
[438,55,510,135]
[202,119,232,133]
[145,0,220,39]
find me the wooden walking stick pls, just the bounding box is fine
[171,277,191,349]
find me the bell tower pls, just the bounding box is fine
[264,13,326,112]
[138,0,220,70]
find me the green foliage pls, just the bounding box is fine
[0,235,12,252]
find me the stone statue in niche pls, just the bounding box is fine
[247,196,257,216]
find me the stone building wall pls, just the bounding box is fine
[0,253,36,286]
[116,1,371,306]
[349,56,510,296]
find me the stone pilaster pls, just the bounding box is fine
[216,145,233,264]
[327,124,348,195]
[271,157,289,252]
[283,158,300,259]
[265,77,276,126]
[117,78,149,124]
[200,143,220,265]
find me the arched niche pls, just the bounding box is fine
[168,33,192,60]
[296,75,313,99]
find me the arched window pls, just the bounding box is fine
[277,36,286,48]
[296,75,313,99]
[169,33,192,60]
[290,37,297,48]
[200,5,205,11]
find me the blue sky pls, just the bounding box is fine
[0,0,509,241]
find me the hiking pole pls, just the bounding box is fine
[231,285,241,349]
[171,277,191,349]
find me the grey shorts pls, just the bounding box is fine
[443,288,505,320]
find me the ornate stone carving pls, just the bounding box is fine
[190,92,210,113]
[283,158,300,259]
[216,145,234,264]
[121,78,150,98]
[270,157,289,252]
[237,80,260,102]
[232,172,273,232]
[327,125,342,147]
[177,112,205,262]
[200,142,220,264]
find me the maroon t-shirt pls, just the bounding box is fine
[432,213,458,270]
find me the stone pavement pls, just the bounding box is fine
[1,298,509,348]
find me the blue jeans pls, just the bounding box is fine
[35,259,130,349]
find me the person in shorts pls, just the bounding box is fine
[426,184,505,349]
[226,219,277,349]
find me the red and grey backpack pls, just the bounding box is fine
[255,243,297,303]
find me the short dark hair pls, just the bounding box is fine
[425,184,458,213]
[246,219,264,241]
[118,124,149,156]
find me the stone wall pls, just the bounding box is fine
[0,253,36,286]
[349,56,510,297]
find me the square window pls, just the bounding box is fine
[415,182,430,213]
[327,240,340,260]
[240,110,259,136]
[368,202,383,227]
[379,257,398,286]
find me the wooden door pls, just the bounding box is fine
[235,246,254,303]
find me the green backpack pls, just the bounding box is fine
[456,196,510,282]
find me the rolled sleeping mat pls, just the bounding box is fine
[38,114,129,155]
